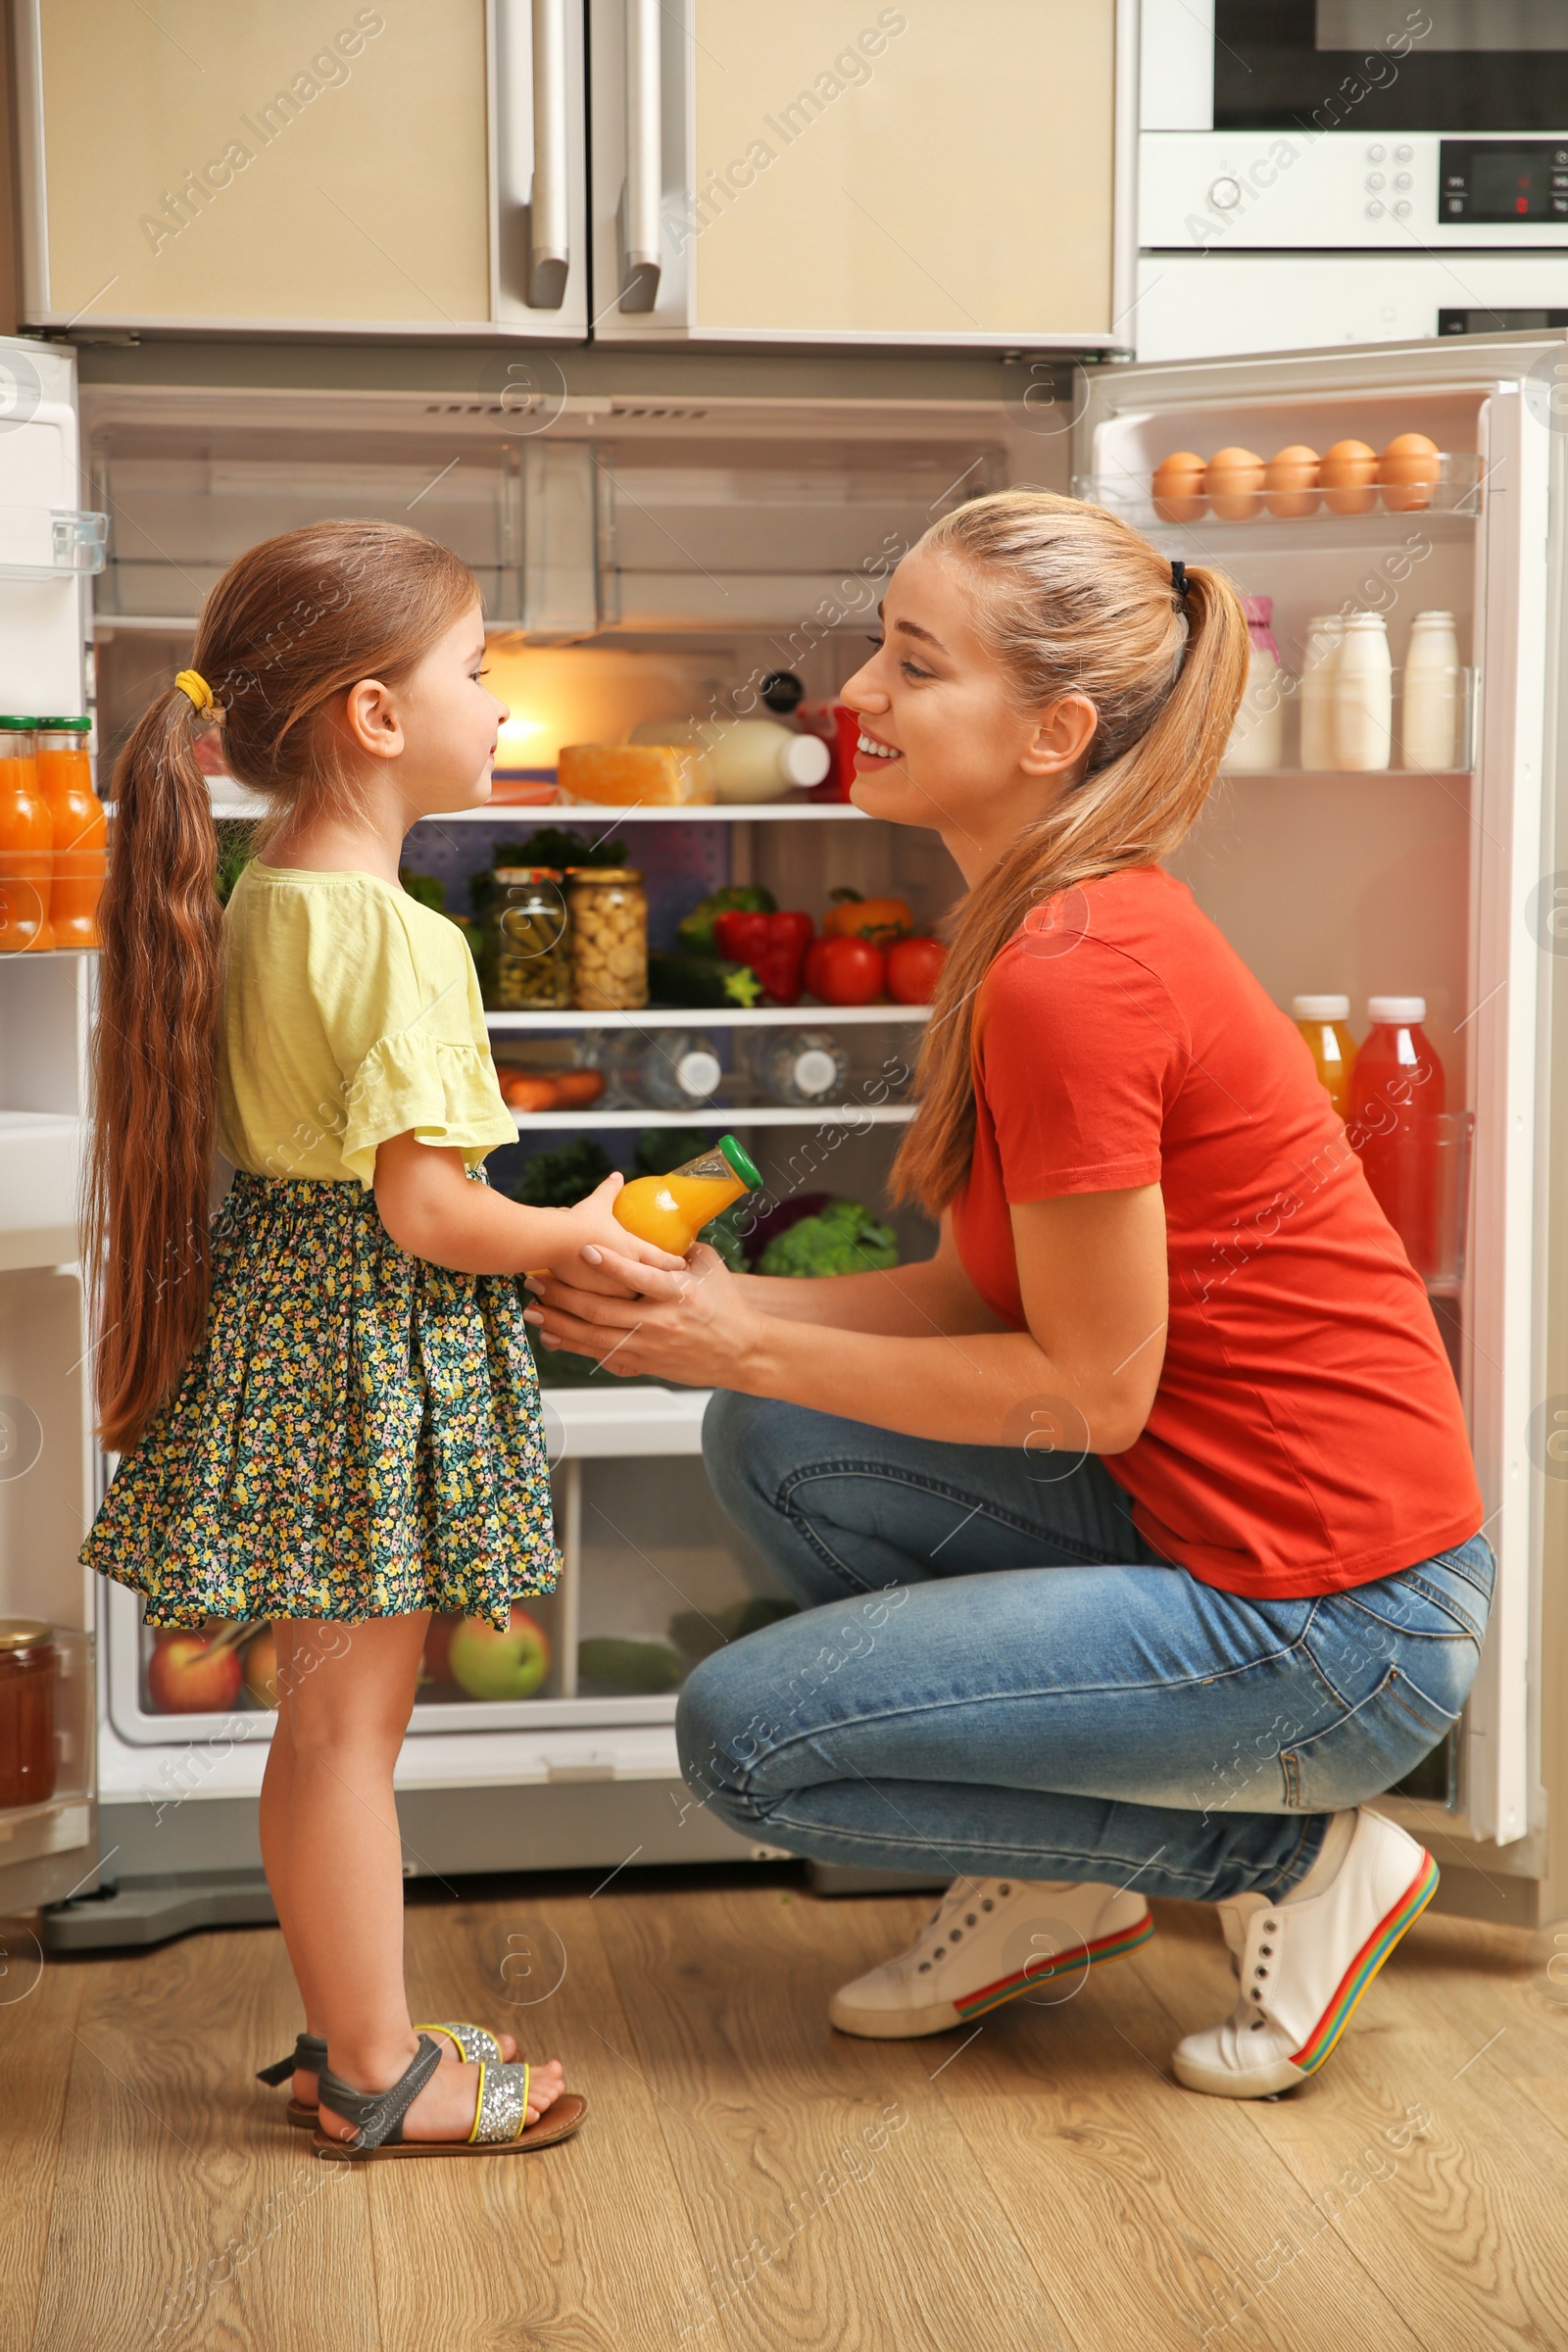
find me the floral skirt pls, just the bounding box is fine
[82,1171,559,1629]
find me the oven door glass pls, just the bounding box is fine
[1215,1,1568,131]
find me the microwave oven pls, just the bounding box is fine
[1142,0,1568,248]
[1136,0,1568,357]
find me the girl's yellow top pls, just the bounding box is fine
[218,864,516,1189]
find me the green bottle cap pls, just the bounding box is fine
[32,715,90,731]
[717,1134,762,1191]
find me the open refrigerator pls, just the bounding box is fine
[22,328,1568,1945]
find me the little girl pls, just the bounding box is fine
[82,519,682,2158]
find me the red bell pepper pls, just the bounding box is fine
[713,907,815,1005]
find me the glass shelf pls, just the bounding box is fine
[511,1104,916,1130]
[487,1004,930,1030]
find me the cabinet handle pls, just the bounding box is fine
[621,0,662,312]
[528,0,571,308]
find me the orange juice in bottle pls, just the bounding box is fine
[1292,993,1356,1121]
[35,717,105,949]
[0,718,53,952]
[613,1134,761,1253]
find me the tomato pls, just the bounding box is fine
[885,934,947,1004]
[806,934,884,1005]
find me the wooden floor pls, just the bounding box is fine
[4,1868,1566,2352]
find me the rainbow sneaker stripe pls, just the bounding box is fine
[1290,1850,1439,2075]
[954,1909,1153,2024]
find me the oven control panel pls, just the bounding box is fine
[1142,131,1568,250]
[1440,142,1568,223]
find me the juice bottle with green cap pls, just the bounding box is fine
[34,717,105,948]
[613,1134,761,1254]
[0,718,52,952]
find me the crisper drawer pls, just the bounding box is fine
[106,1388,794,1743]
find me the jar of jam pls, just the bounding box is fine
[0,1619,57,1807]
[0,719,54,953]
[566,866,648,1012]
[480,866,570,1010]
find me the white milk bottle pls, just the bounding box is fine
[1298,614,1345,769]
[1335,612,1394,771]
[1219,595,1285,772]
[1401,611,1461,770]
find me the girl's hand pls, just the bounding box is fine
[523,1243,760,1388]
[552,1172,686,1293]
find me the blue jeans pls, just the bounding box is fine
[677,1394,1494,1903]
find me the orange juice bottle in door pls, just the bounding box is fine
[35,718,105,948]
[0,719,53,952]
[1349,996,1445,1275]
[1292,995,1356,1120]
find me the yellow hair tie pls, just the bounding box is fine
[174,668,214,712]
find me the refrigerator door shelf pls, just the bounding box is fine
[1074,454,1484,530]
[0,508,107,580]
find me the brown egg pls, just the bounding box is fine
[1204,446,1265,520]
[1380,429,1442,513]
[1152,451,1207,524]
[1319,438,1379,514]
[1263,444,1320,519]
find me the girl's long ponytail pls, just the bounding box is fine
[87,686,222,1451]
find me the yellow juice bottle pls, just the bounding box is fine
[613,1134,761,1253]
[1292,993,1357,1121]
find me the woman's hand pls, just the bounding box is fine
[522,1243,762,1387]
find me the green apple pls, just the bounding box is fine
[448,1606,552,1701]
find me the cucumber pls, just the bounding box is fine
[576,1638,686,1693]
[648,952,762,1009]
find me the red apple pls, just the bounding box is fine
[448,1606,552,1701]
[242,1626,279,1709]
[423,1610,463,1686]
[147,1630,243,1714]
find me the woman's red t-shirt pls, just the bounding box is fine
[951,865,1483,1599]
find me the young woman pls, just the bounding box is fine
[83,520,686,2157]
[521,490,1491,2102]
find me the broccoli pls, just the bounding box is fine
[634,1127,712,1177]
[758,1198,898,1278]
[214,819,254,906]
[399,868,446,914]
[699,1200,751,1270]
[505,826,628,872]
[516,1136,614,1208]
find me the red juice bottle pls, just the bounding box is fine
[1349,995,1445,1276]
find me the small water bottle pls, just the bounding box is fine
[755,1029,849,1106]
[583,1029,725,1109]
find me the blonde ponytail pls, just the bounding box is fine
[892,491,1250,1214]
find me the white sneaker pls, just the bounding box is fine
[828,1875,1153,2039]
[1171,1808,1439,2099]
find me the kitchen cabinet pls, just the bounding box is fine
[11,0,589,337]
[13,0,1129,350]
[590,0,1130,348]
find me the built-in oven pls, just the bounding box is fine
[1135,1,1568,359]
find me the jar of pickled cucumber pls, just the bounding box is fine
[481,866,570,1010]
[566,866,648,1012]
